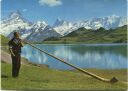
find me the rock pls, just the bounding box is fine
[1,50,12,63]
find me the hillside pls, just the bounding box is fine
[44,25,127,44]
[1,62,127,90]
[0,34,9,46]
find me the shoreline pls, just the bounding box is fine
[1,41,127,46]
[1,49,127,90]
[1,47,127,70]
[22,43,128,46]
[28,42,128,45]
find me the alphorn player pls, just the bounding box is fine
[8,32,23,77]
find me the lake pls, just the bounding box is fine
[21,44,127,70]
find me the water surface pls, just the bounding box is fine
[21,44,127,69]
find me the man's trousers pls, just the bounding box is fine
[11,53,21,77]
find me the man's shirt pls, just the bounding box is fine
[8,38,23,54]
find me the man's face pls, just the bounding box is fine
[14,33,20,38]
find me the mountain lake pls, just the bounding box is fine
[21,43,127,70]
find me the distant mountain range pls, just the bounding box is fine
[44,25,127,44]
[0,11,127,42]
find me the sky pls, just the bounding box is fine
[1,0,127,25]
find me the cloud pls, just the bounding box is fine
[22,9,27,12]
[38,0,62,7]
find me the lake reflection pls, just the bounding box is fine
[21,44,127,69]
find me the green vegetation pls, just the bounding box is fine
[0,34,9,46]
[0,34,10,53]
[44,25,127,44]
[1,62,127,90]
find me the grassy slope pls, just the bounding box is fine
[1,62,127,90]
[0,34,9,46]
[43,25,127,44]
[0,35,10,55]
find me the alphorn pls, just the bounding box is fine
[23,41,118,83]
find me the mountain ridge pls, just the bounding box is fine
[0,11,127,42]
[1,11,61,42]
[53,15,127,36]
[44,25,127,44]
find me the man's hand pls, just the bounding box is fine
[19,39,24,47]
[11,52,15,56]
[9,48,15,56]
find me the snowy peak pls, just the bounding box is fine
[1,11,61,41]
[7,11,28,24]
[1,11,127,42]
[26,25,61,42]
[53,18,72,27]
[90,15,127,29]
[33,21,48,28]
[52,15,127,36]
[53,18,73,36]
[36,21,47,26]
[9,11,22,19]
[107,15,120,19]
[53,18,63,27]
[1,11,32,36]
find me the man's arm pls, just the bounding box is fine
[8,40,15,56]
[9,48,15,56]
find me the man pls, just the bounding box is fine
[8,32,23,77]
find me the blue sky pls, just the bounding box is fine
[1,0,127,25]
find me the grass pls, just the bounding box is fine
[1,62,127,90]
[0,34,9,46]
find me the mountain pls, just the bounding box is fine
[44,25,127,44]
[26,25,60,42]
[1,11,61,42]
[53,18,74,36]
[1,11,32,36]
[0,11,127,42]
[53,15,127,36]
[7,20,48,40]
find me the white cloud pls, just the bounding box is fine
[22,9,27,12]
[38,0,62,7]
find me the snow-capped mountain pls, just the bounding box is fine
[1,11,32,36]
[53,18,74,36]
[0,11,127,42]
[26,25,60,42]
[8,20,48,39]
[1,11,61,42]
[53,15,127,36]
[77,15,127,30]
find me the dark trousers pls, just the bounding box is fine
[11,53,21,77]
